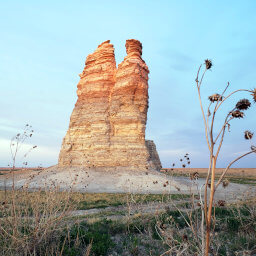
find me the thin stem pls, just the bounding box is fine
[210,94,225,147]
[199,69,207,89]
[215,89,252,112]
[215,116,235,160]
[197,88,211,151]
[195,65,211,151]
[199,184,205,254]
[215,150,255,189]
[204,155,212,223]
[221,82,230,97]
[195,65,202,87]
[205,156,216,256]
[214,115,233,145]
[206,102,212,136]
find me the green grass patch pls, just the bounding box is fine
[62,219,115,256]
[70,192,190,210]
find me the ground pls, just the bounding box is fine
[0,167,255,255]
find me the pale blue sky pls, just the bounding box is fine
[0,1,255,168]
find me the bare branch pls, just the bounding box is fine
[197,87,211,151]
[215,89,252,112]
[214,114,233,145]
[215,150,256,189]
[199,69,207,90]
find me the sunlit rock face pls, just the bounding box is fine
[58,39,162,171]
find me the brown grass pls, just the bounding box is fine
[0,186,75,256]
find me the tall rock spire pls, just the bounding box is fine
[109,39,151,169]
[58,40,116,166]
[58,39,162,171]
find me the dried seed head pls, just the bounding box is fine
[218,200,226,207]
[251,145,256,151]
[182,234,188,241]
[244,130,254,140]
[236,99,251,110]
[222,179,230,188]
[251,89,256,103]
[208,94,223,102]
[231,110,244,118]
[190,172,199,180]
[205,59,212,70]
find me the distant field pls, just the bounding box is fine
[0,167,41,170]
[0,167,42,174]
[162,168,256,185]
[161,167,256,176]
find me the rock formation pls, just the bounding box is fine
[58,39,162,171]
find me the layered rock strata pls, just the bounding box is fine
[58,39,162,171]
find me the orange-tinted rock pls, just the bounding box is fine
[58,40,116,166]
[58,39,161,171]
[109,39,150,169]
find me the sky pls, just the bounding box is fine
[0,0,255,168]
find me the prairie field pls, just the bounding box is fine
[0,170,255,256]
[162,168,256,185]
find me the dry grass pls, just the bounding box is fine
[0,186,76,256]
[0,187,255,255]
[0,187,190,256]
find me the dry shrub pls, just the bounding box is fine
[0,186,75,256]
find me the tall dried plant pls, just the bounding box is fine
[0,125,79,255]
[195,60,256,255]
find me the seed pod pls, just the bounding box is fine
[205,59,212,70]
[218,200,226,207]
[222,179,230,188]
[231,110,244,118]
[190,172,199,180]
[244,130,254,140]
[208,94,223,102]
[182,234,188,241]
[236,99,251,110]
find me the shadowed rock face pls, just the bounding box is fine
[58,39,162,171]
